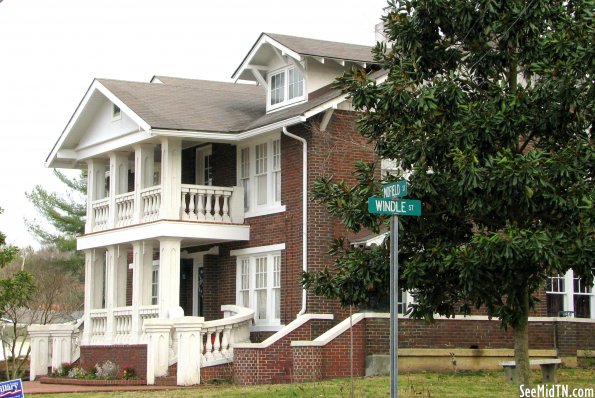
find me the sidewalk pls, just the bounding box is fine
[23,380,182,395]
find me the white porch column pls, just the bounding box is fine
[86,159,107,233]
[132,241,154,339]
[82,249,106,344]
[115,245,128,308]
[133,144,155,223]
[108,152,129,228]
[159,137,182,219]
[105,246,118,342]
[28,326,51,380]
[173,317,204,386]
[143,319,173,385]
[158,238,181,318]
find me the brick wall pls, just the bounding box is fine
[233,318,333,385]
[80,344,147,380]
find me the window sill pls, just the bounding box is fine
[251,324,284,332]
[245,205,286,219]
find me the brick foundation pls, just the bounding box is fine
[79,344,147,380]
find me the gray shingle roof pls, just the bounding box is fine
[97,77,349,134]
[265,33,375,63]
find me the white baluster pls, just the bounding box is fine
[222,192,231,223]
[221,325,231,358]
[213,329,223,360]
[189,192,197,220]
[204,330,214,361]
[181,192,188,220]
[205,191,214,221]
[196,192,205,221]
[213,192,223,222]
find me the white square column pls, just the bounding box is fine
[131,241,154,339]
[104,246,117,342]
[159,137,182,219]
[82,249,106,344]
[85,159,107,233]
[158,237,182,318]
[133,144,155,223]
[108,152,129,229]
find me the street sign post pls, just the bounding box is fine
[369,180,421,398]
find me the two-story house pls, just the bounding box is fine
[29,32,593,386]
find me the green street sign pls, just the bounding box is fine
[383,181,407,198]
[368,198,421,216]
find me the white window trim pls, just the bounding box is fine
[547,269,595,319]
[237,134,286,217]
[266,64,307,112]
[195,145,213,186]
[233,247,283,327]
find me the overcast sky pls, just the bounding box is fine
[0,0,387,248]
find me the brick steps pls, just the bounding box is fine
[155,363,177,386]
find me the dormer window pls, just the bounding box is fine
[267,65,305,110]
[112,104,121,121]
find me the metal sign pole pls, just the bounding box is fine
[390,214,399,397]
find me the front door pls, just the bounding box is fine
[179,259,193,316]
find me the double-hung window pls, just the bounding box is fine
[546,270,594,318]
[238,135,284,217]
[234,248,282,327]
[267,65,305,110]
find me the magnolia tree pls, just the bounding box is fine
[303,0,594,386]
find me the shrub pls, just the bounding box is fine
[122,367,139,380]
[95,360,119,379]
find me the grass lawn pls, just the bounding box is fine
[32,368,594,397]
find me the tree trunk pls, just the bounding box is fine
[513,285,532,386]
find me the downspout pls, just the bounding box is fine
[282,127,308,317]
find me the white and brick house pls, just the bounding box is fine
[29,33,594,386]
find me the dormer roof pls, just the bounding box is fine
[232,32,376,82]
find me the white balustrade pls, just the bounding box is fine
[113,307,133,343]
[115,193,135,227]
[140,186,161,222]
[91,198,109,231]
[89,310,108,343]
[180,185,234,223]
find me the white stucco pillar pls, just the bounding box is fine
[115,245,129,308]
[49,325,78,372]
[131,241,154,339]
[83,249,106,344]
[143,319,173,385]
[108,151,129,228]
[158,238,181,318]
[173,317,204,386]
[133,144,155,223]
[86,159,107,233]
[105,246,117,342]
[28,325,51,380]
[159,137,182,219]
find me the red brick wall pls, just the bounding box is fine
[80,344,147,380]
[200,363,233,383]
[233,318,333,385]
[321,321,366,379]
[292,346,322,382]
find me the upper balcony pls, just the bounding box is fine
[78,138,249,250]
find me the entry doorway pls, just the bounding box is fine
[179,257,204,317]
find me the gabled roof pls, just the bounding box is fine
[265,33,376,63]
[97,78,265,133]
[232,32,376,81]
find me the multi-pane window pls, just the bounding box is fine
[236,251,282,325]
[240,148,250,211]
[238,136,282,214]
[151,262,159,305]
[272,139,281,203]
[288,68,304,100]
[546,270,594,319]
[268,66,305,109]
[255,143,268,206]
[255,257,268,320]
[239,259,250,307]
[270,71,285,105]
[203,154,213,186]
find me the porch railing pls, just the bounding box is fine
[144,305,254,386]
[89,185,243,232]
[89,309,107,343]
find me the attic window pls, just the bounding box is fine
[267,65,305,110]
[112,104,121,120]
